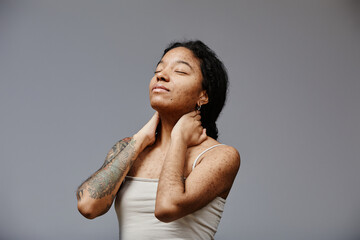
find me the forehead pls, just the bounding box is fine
[159,47,200,68]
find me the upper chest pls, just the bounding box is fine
[127,146,203,179]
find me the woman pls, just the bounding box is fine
[76,40,240,239]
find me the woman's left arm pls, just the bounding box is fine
[155,111,240,222]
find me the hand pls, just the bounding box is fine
[172,110,207,147]
[136,112,160,147]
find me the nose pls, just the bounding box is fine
[156,71,169,82]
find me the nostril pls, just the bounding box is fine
[158,76,167,82]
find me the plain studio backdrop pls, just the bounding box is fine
[0,1,359,239]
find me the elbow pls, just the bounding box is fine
[154,208,177,223]
[154,201,182,223]
[77,198,106,220]
[77,200,97,219]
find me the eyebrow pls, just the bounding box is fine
[157,60,194,71]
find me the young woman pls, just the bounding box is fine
[76,40,240,239]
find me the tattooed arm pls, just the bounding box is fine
[76,137,136,219]
[76,112,160,219]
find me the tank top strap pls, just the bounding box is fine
[192,144,225,170]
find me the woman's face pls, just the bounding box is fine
[149,47,206,115]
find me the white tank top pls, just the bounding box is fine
[115,144,226,240]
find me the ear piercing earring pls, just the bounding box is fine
[197,105,202,111]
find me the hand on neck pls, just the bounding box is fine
[155,110,190,148]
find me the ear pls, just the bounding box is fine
[197,90,209,106]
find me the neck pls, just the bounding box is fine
[155,112,182,149]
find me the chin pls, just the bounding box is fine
[150,101,170,112]
[150,95,195,114]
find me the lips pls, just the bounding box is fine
[152,84,169,92]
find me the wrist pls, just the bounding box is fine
[133,132,149,152]
[170,133,187,147]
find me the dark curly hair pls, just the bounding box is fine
[162,40,228,140]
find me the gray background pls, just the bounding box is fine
[1,0,359,239]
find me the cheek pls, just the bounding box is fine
[173,81,201,102]
[175,88,196,98]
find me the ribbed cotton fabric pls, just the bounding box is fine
[115,144,226,240]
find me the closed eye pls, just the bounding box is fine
[175,71,188,75]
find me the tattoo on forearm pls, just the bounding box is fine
[102,138,133,167]
[76,137,136,200]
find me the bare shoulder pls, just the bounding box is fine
[188,142,240,199]
[196,140,241,175]
[214,144,241,171]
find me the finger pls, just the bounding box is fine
[199,128,208,143]
[152,111,160,123]
[188,110,198,117]
[195,123,202,130]
[194,114,201,121]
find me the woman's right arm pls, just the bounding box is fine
[76,112,159,219]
